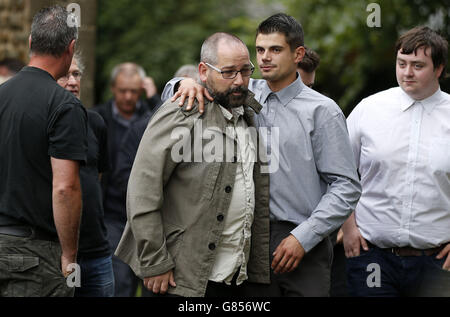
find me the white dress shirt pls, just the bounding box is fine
[347,87,450,249]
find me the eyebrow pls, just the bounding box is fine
[397,57,426,64]
[221,63,251,70]
[256,45,284,50]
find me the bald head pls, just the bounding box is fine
[200,32,249,65]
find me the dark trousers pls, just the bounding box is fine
[0,234,74,297]
[346,244,450,297]
[330,243,349,297]
[245,221,333,297]
[205,269,246,297]
[106,218,153,297]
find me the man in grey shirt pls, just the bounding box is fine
[163,13,361,296]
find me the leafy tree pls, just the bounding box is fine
[96,0,255,103]
[96,0,450,113]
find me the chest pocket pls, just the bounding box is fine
[429,138,450,173]
[201,163,222,201]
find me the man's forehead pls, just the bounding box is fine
[216,43,250,67]
[397,46,431,60]
[256,32,288,46]
[114,73,142,89]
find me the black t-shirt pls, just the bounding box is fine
[78,110,111,258]
[0,66,87,237]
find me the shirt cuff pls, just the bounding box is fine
[290,220,324,253]
[138,259,175,280]
[161,77,183,103]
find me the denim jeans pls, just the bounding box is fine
[74,255,114,297]
[346,245,450,297]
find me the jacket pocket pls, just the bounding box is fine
[201,163,221,201]
[164,223,185,262]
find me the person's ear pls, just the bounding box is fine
[199,62,208,83]
[435,64,445,79]
[67,39,76,58]
[295,46,306,64]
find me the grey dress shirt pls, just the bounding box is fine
[249,75,361,252]
[162,75,361,252]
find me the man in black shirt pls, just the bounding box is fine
[57,53,114,297]
[0,5,87,296]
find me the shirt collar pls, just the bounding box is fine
[399,87,445,114]
[260,72,304,106]
[418,88,445,115]
[112,100,142,126]
[219,105,244,124]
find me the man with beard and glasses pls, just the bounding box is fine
[114,32,270,297]
[163,13,361,297]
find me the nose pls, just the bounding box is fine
[233,71,244,86]
[405,64,414,77]
[124,90,133,100]
[67,75,77,86]
[261,50,271,62]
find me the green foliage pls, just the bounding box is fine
[96,0,254,103]
[281,0,450,113]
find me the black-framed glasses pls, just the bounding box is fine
[205,62,255,79]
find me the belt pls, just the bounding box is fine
[367,241,445,257]
[0,226,59,242]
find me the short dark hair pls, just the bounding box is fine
[297,47,320,73]
[30,5,78,57]
[396,26,448,79]
[0,58,25,74]
[256,13,304,51]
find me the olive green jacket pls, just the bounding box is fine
[115,93,270,297]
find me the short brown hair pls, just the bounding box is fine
[297,47,320,73]
[396,26,448,79]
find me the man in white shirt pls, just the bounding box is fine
[343,26,450,297]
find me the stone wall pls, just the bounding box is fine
[0,0,31,61]
[0,0,97,107]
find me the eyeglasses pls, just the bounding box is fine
[205,62,255,79]
[58,70,82,82]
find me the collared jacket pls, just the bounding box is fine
[115,93,270,297]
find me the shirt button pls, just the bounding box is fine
[233,156,238,163]
[225,186,232,193]
[217,214,224,222]
[208,243,216,250]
